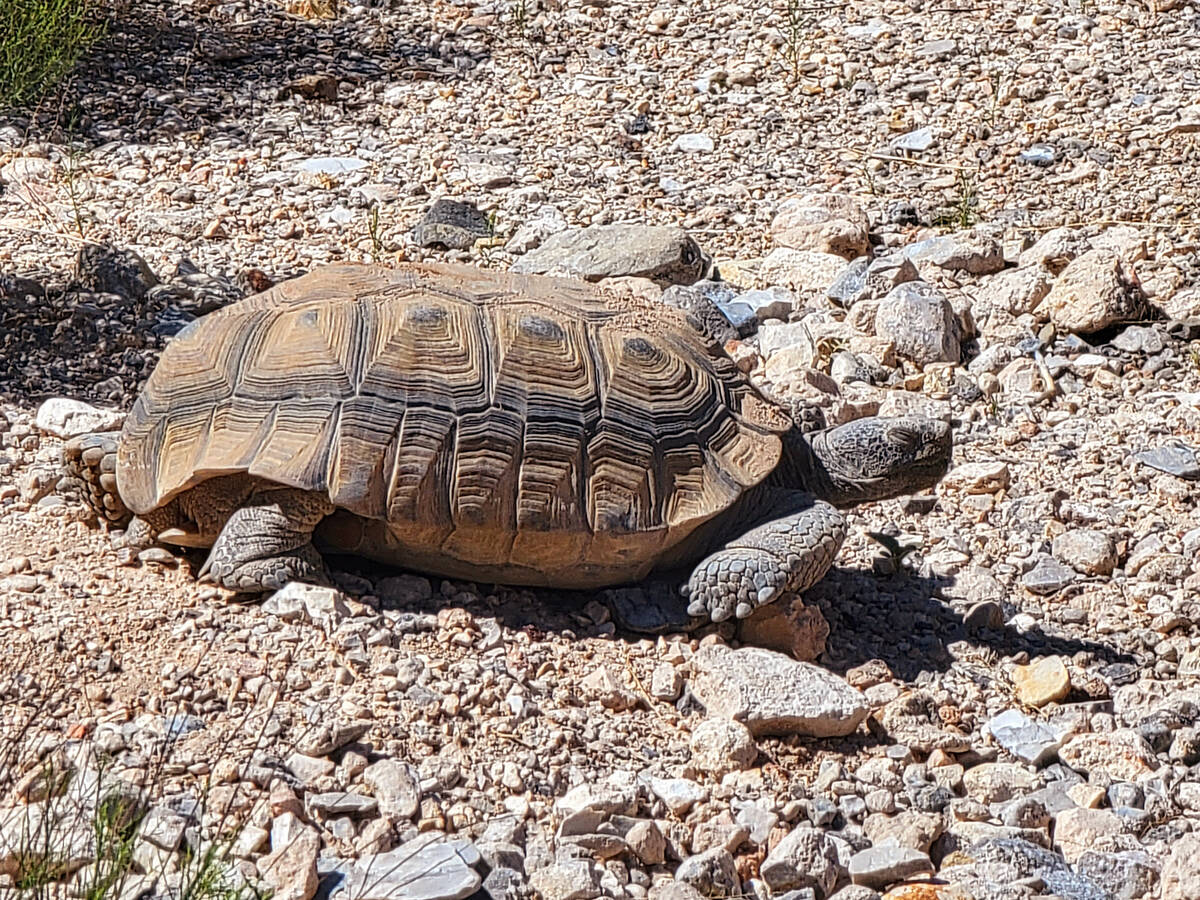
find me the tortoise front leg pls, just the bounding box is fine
[682,491,846,623]
[198,488,335,592]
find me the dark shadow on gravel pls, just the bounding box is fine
[326,548,1134,687]
[807,567,1134,682]
[4,0,489,146]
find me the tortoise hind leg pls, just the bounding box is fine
[198,488,335,592]
[682,490,846,623]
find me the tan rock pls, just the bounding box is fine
[1052,529,1118,577]
[863,810,945,853]
[961,763,1035,804]
[689,718,758,776]
[1058,730,1160,781]
[580,666,639,712]
[1053,807,1136,864]
[979,264,1052,316]
[1037,248,1143,334]
[1066,783,1105,809]
[996,356,1049,395]
[759,248,849,295]
[771,193,870,260]
[258,814,319,900]
[1011,656,1071,708]
[941,461,1010,495]
[737,594,830,662]
[1162,833,1200,900]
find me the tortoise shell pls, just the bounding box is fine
[119,263,787,586]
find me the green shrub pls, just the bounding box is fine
[0,0,104,108]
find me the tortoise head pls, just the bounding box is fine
[783,415,953,508]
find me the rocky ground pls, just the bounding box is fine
[4,0,1200,899]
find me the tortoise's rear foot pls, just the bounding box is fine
[682,494,846,623]
[197,489,333,593]
[61,431,129,525]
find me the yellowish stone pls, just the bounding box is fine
[1012,656,1070,707]
[1067,783,1106,809]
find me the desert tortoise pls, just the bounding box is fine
[65,262,951,623]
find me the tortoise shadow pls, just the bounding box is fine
[806,566,1134,681]
[328,552,1134,684]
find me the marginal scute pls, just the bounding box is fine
[118,262,786,586]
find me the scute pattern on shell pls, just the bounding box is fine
[118,263,783,585]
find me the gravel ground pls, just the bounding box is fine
[4,1,1200,899]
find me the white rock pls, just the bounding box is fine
[691,645,868,738]
[36,398,125,439]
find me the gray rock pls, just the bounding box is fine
[826,258,871,307]
[412,198,491,250]
[875,282,961,366]
[901,232,1005,275]
[623,820,666,866]
[477,841,524,872]
[736,286,797,322]
[1076,850,1160,900]
[847,846,933,890]
[1110,324,1164,355]
[892,127,934,153]
[1135,443,1200,480]
[661,281,740,343]
[675,848,739,897]
[759,248,849,293]
[650,663,683,701]
[297,720,372,756]
[733,801,778,846]
[340,832,482,900]
[760,826,842,896]
[556,782,638,818]
[828,254,922,312]
[673,133,715,153]
[691,645,869,738]
[363,758,421,819]
[307,792,378,817]
[296,156,367,176]
[1021,556,1077,595]
[528,860,600,900]
[646,776,706,816]
[482,867,526,900]
[986,709,1067,766]
[138,807,188,851]
[828,887,881,900]
[511,224,709,285]
[285,752,335,786]
[1000,797,1050,830]
[505,205,568,254]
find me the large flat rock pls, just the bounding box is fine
[691,645,868,737]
